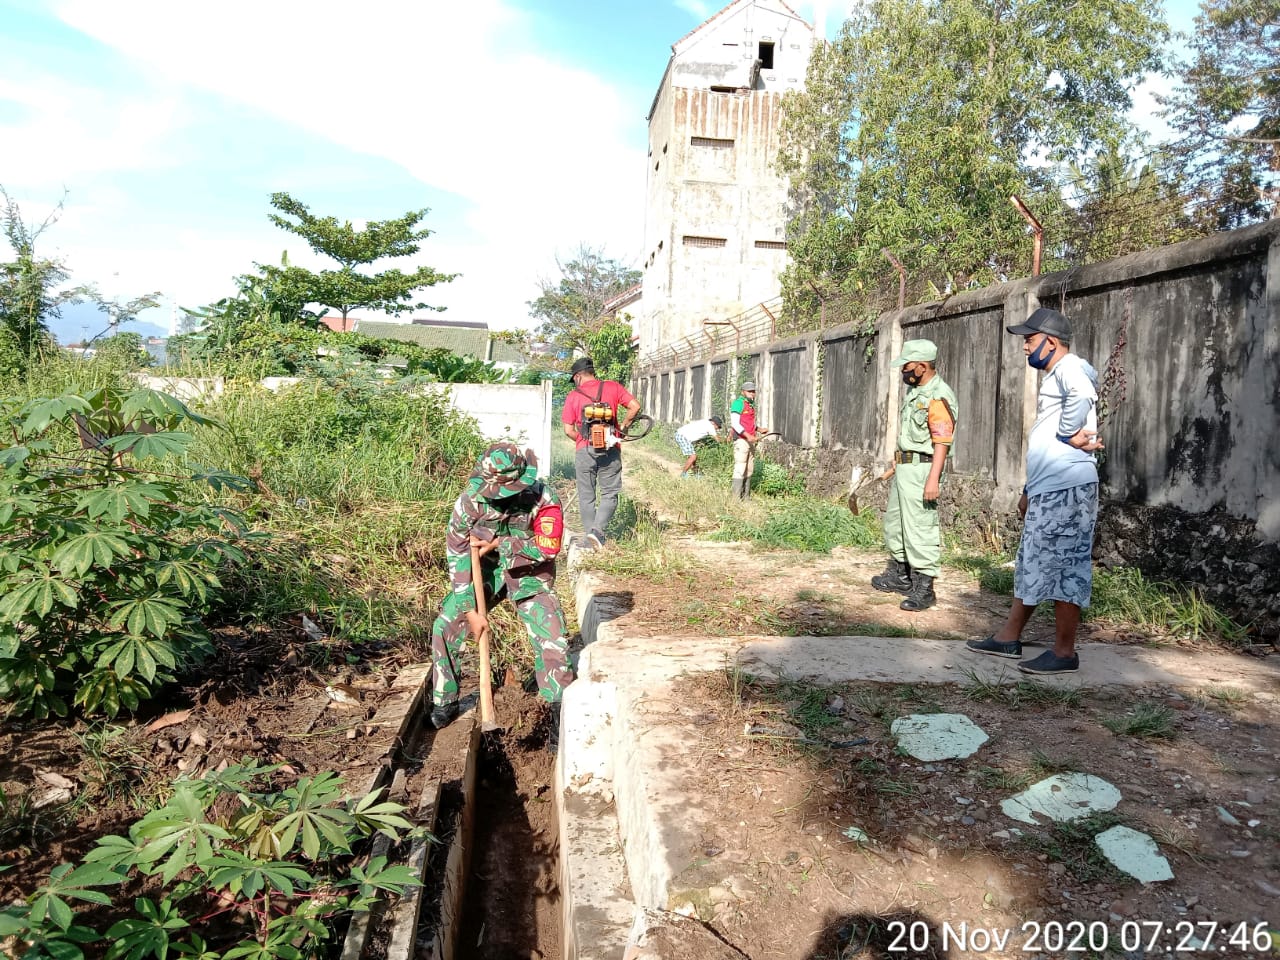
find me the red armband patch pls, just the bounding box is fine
[532,503,564,559]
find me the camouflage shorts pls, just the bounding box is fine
[1014,482,1098,608]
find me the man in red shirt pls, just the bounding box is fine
[561,357,641,549]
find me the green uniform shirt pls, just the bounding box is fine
[897,375,959,455]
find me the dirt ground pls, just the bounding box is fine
[659,670,1279,959]
[456,684,562,960]
[0,621,418,903]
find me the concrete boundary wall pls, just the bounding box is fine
[634,222,1280,636]
[635,221,1280,526]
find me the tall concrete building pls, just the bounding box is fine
[637,0,814,360]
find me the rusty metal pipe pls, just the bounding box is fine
[1011,195,1043,276]
[881,249,906,310]
[759,301,778,340]
[703,318,740,358]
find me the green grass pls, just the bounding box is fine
[949,545,1249,647]
[946,551,1016,595]
[711,496,882,553]
[1019,812,1128,883]
[976,766,1035,792]
[1101,701,1178,739]
[1028,748,1080,776]
[959,669,1087,708]
[576,494,698,583]
[1089,566,1249,645]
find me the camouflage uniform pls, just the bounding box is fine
[430,443,572,709]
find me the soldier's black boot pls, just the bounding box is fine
[900,573,936,612]
[871,557,912,594]
[430,701,459,730]
[547,709,561,756]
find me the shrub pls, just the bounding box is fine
[0,763,418,960]
[0,387,250,718]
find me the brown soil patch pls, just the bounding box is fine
[658,671,1280,959]
[0,623,415,903]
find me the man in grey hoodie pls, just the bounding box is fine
[966,307,1104,674]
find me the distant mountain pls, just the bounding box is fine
[47,301,169,345]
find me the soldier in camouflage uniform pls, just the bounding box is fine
[429,442,571,729]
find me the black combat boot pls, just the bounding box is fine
[900,572,936,611]
[871,557,912,594]
[430,701,459,730]
[546,709,561,756]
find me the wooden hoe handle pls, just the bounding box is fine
[470,542,496,727]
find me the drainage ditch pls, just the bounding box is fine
[333,676,564,960]
[455,703,562,959]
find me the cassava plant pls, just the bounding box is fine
[0,386,251,718]
[0,763,420,960]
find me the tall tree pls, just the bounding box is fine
[262,192,456,322]
[778,0,1168,312]
[1161,0,1278,224]
[1062,144,1199,263]
[0,189,81,371]
[527,246,640,374]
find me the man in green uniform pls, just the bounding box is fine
[429,442,571,731]
[870,339,958,611]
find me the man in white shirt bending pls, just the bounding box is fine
[674,416,723,478]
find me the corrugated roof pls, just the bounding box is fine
[354,319,523,364]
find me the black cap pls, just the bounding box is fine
[710,415,723,428]
[1007,307,1072,341]
[569,357,595,376]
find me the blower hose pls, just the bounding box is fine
[618,414,655,441]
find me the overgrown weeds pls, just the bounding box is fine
[712,497,881,553]
[576,494,697,584]
[1089,566,1249,646]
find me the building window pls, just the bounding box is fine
[758,41,775,69]
[691,136,734,149]
[710,85,736,93]
[657,240,664,250]
[754,240,788,250]
[683,236,727,248]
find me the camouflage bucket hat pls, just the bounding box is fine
[473,442,538,499]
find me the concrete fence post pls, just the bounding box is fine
[808,336,821,447]
[876,309,905,468]
[993,284,1038,510]
[1262,235,1280,540]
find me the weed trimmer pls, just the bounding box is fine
[469,540,501,733]
[846,464,895,515]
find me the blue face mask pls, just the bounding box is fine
[1027,338,1058,370]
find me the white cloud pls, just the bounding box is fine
[0,73,185,188]
[50,0,648,328]
[674,0,715,19]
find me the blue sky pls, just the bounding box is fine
[1,0,1200,342]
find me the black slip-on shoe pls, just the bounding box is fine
[965,636,1023,659]
[1017,650,1079,675]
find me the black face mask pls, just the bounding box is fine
[902,367,923,387]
